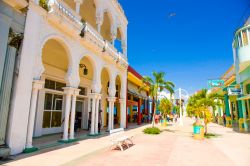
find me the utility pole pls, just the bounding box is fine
[179,88,183,126]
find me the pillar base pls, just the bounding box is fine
[23,147,38,153]
[226,117,232,128]
[0,147,10,158]
[87,133,101,137]
[58,138,79,144]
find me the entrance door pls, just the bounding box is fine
[76,99,88,130]
[76,100,83,130]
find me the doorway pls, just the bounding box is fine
[75,98,88,130]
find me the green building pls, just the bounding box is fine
[233,17,250,132]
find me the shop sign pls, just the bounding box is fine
[208,79,224,89]
[228,86,242,96]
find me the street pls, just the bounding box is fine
[2,118,250,166]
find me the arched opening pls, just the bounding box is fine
[101,12,112,42]
[77,56,95,131]
[79,0,97,29]
[114,75,121,127]
[100,67,110,127]
[114,27,123,53]
[40,38,69,135]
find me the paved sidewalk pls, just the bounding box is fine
[0,124,150,166]
[73,118,250,166]
[1,118,250,166]
[207,122,250,166]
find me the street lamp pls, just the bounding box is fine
[174,88,189,126]
[79,64,88,75]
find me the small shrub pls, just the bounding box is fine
[143,127,161,135]
[204,133,219,139]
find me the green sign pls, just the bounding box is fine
[208,79,224,89]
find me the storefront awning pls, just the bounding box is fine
[128,89,148,99]
[237,94,250,100]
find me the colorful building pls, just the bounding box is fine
[212,66,236,128]
[127,66,152,127]
[2,0,129,155]
[232,17,250,132]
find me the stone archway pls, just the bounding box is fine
[39,38,70,135]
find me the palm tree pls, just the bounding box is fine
[140,72,175,127]
[187,89,223,134]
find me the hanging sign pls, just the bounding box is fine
[208,79,224,89]
[228,86,242,96]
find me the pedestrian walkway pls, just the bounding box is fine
[0,124,150,166]
[1,118,250,166]
[72,118,250,166]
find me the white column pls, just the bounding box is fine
[25,80,44,149]
[62,87,74,141]
[96,9,103,33]
[74,0,83,14]
[111,102,114,130]
[69,89,80,140]
[107,97,116,130]
[6,3,42,155]
[119,99,126,128]
[90,94,96,135]
[108,100,112,131]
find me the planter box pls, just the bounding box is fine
[193,125,204,140]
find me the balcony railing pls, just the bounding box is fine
[45,0,128,68]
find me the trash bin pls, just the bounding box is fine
[161,119,167,127]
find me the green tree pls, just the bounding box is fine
[159,98,172,118]
[140,72,175,127]
[186,89,223,134]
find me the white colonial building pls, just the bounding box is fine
[5,0,128,155]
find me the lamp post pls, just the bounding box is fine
[174,88,189,126]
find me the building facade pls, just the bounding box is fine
[4,0,128,155]
[212,66,237,128]
[232,17,250,132]
[0,0,27,157]
[127,66,152,126]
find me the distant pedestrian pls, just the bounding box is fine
[215,113,219,124]
[223,113,226,126]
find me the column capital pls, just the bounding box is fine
[32,80,44,90]
[90,93,101,99]
[63,87,75,95]
[107,96,116,102]
[73,88,81,96]
[74,0,84,4]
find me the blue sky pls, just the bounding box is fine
[119,0,249,94]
